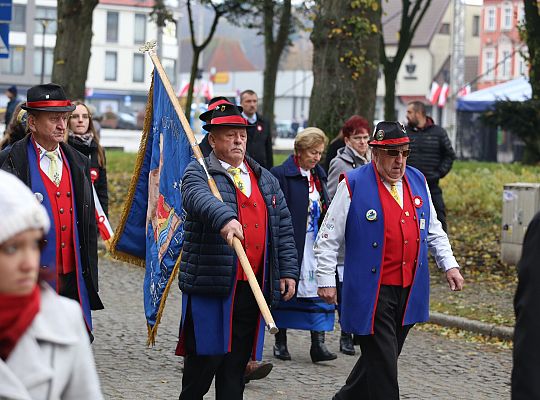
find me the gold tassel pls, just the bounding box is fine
[146,251,182,347]
[109,73,155,267]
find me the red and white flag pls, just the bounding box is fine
[428,82,442,105]
[457,84,471,97]
[438,83,450,107]
[92,186,114,245]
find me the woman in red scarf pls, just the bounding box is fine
[0,170,103,400]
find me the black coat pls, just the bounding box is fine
[0,136,103,310]
[178,152,299,307]
[512,212,540,399]
[67,136,108,216]
[246,113,273,169]
[406,118,456,192]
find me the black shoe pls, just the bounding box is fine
[273,329,291,360]
[310,331,337,363]
[339,332,355,356]
[244,361,273,383]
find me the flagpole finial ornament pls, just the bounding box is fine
[139,40,157,54]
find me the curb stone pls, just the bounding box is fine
[430,311,514,340]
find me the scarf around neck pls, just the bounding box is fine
[0,285,41,361]
[69,130,94,146]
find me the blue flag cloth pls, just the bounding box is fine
[111,69,193,343]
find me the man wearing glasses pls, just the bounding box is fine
[314,121,463,400]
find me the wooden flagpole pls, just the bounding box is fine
[140,41,278,334]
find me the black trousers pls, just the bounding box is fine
[334,285,413,400]
[179,282,259,400]
[428,183,447,233]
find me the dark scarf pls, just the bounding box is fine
[0,285,41,361]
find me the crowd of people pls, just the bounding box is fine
[0,81,534,400]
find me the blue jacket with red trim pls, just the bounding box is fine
[342,163,431,335]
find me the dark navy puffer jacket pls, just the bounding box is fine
[178,152,299,307]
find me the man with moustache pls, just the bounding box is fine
[0,83,103,336]
[176,103,298,399]
[314,121,464,399]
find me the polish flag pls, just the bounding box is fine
[93,185,114,246]
[457,84,471,97]
[428,82,442,105]
[438,83,449,107]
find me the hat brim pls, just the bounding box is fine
[199,105,243,123]
[21,104,76,112]
[203,122,248,131]
[368,138,410,147]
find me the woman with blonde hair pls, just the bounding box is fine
[270,127,336,363]
[66,101,108,216]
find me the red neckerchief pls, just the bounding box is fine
[293,155,327,212]
[0,285,41,361]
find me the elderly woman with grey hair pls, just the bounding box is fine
[270,127,337,363]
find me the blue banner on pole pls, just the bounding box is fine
[111,68,194,343]
[0,0,12,23]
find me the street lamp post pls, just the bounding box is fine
[34,17,55,84]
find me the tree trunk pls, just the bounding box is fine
[52,0,98,99]
[524,0,540,99]
[186,48,201,120]
[383,63,399,120]
[309,0,381,139]
[261,0,292,137]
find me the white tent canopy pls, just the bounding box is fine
[456,77,532,112]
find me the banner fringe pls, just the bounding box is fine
[147,250,182,347]
[109,73,155,267]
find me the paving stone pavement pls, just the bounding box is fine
[93,256,512,400]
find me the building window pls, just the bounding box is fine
[106,12,119,43]
[33,48,54,77]
[11,5,26,32]
[500,50,512,78]
[518,4,525,24]
[162,58,176,85]
[516,53,527,76]
[472,15,480,37]
[105,51,117,81]
[485,7,496,31]
[484,50,495,80]
[133,53,145,82]
[34,7,56,34]
[439,23,450,35]
[134,14,146,44]
[502,5,513,30]
[0,46,24,75]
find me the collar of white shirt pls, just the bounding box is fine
[34,140,62,162]
[242,112,257,124]
[219,160,249,175]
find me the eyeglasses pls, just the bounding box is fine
[70,114,90,120]
[379,148,410,157]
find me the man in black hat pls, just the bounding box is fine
[175,103,298,399]
[0,83,103,336]
[4,85,20,129]
[314,121,464,399]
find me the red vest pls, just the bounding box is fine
[378,178,420,287]
[234,167,267,281]
[39,154,76,275]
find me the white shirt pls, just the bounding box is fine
[314,178,459,288]
[219,160,252,197]
[242,112,257,125]
[35,140,62,182]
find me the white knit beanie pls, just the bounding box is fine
[0,170,50,244]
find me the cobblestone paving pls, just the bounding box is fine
[93,256,512,399]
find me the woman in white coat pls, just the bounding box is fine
[0,170,103,400]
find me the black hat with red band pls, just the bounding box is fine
[21,83,76,113]
[368,121,410,147]
[202,103,247,131]
[199,96,243,123]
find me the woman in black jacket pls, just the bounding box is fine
[67,101,108,216]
